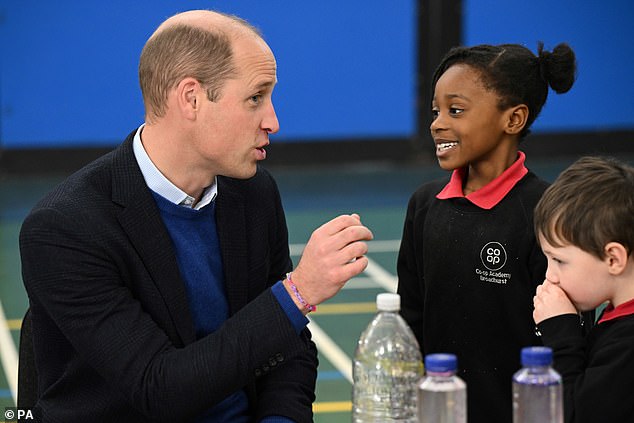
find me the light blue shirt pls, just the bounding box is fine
[132,124,217,209]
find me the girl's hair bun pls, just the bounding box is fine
[537,42,576,94]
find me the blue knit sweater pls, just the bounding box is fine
[152,192,296,423]
[152,192,249,422]
[152,191,229,337]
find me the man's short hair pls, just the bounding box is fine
[534,156,634,259]
[138,13,261,122]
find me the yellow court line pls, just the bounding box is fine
[6,317,355,412]
[0,301,18,404]
[6,319,22,330]
[313,401,352,413]
[313,302,376,315]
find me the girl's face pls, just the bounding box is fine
[430,64,514,172]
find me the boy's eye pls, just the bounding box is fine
[431,108,439,119]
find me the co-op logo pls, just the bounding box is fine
[480,241,507,271]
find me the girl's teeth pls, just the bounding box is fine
[437,142,458,151]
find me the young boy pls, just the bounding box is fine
[533,156,634,422]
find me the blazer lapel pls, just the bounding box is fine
[111,135,196,345]
[215,179,250,316]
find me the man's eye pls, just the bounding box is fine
[250,94,262,105]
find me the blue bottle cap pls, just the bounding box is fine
[520,346,553,366]
[425,353,457,372]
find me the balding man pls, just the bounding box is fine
[19,10,373,423]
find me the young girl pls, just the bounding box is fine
[397,42,577,422]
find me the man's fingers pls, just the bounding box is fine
[338,226,374,249]
[342,239,370,263]
[320,214,363,236]
[309,215,373,257]
[341,256,369,281]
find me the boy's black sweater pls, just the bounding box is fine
[539,312,634,422]
[397,171,548,423]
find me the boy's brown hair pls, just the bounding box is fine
[534,156,634,259]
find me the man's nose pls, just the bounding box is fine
[263,102,279,134]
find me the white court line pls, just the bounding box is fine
[307,257,397,385]
[365,239,402,253]
[363,257,398,293]
[0,241,398,401]
[22,239,397,395]
[0,300,18,405]
[289,239,400,257]
[342,277,381,289]
[308,318,353,384]
[303,243,399,386]
[290,240,399,293]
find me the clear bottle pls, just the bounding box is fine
[352,293,423,423]
[417,353,466,423]
[512,346,563,423]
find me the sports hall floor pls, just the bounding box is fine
[1,152,633,422]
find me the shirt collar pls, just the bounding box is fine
[598,298,634,324]
[436,151,528,210]
[132,124,218,210]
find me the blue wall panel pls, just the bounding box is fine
[463,0,634,133]
[0,1,416,147]
[2,1,632,148]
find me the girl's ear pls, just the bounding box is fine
[604,242,629,276]
[505,104,529,135]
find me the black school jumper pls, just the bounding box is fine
[398,153,548,423]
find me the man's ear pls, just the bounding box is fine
[504,104,529,135]
[604,242,629,275]
[176,77,201,120]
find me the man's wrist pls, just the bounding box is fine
[283,272,316,314]
[271,281,309,333]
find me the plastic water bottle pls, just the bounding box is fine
[417,353,466,423]
[352,293,423,422]
[512,346,563,423]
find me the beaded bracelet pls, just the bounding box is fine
[286,272,317,313]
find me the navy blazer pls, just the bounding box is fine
[19,131,318,423]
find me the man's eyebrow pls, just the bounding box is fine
[254,80,275,91]
[249,76,277,90]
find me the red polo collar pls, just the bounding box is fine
[436,151,528,210]
[599,298,634,324]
